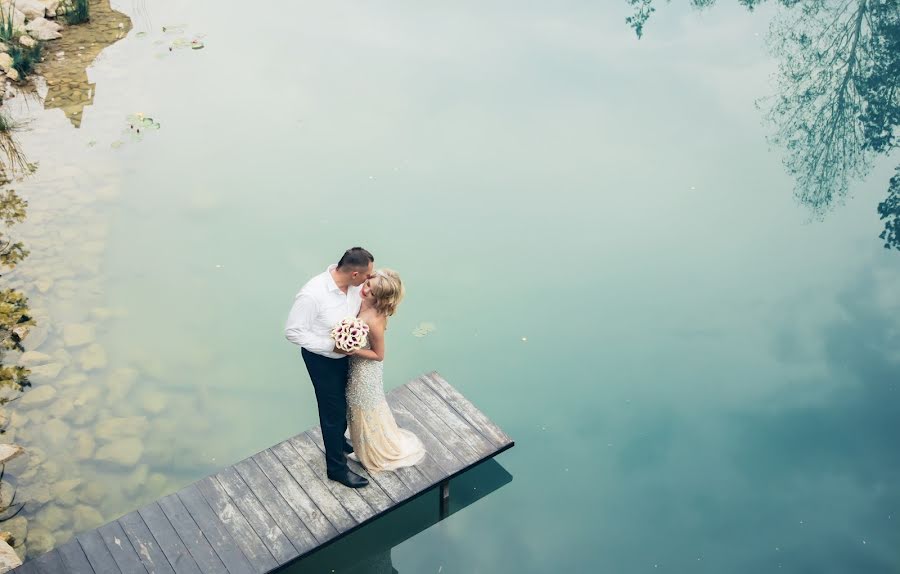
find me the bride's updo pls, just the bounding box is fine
[369,269,405,317]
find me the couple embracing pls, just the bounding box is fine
[284,247,425,488]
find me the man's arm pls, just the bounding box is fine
[284,294,335,354]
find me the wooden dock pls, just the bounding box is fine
[13,372,514,574]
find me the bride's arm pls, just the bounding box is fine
[351,317,386,361]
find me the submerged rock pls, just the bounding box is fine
[79,343,107,371]
[58,373,87,387]
[73,431,94,460]
[122,464,148,497]
[34,504,67,531]
[26,528,54,556]
[72,505,102,531]
[42,418,69,447]
[47,398,73,418]
[95,416,147,441]
[62,323,94,347]
[95,437,143,467]
[18,385,56,407]
[79,483,104,506]
[19,351,52,366]
[139,390,167,415]
[26,362,63,381]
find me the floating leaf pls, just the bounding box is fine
[412,322,436,338]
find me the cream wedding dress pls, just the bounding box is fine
[346,344,426,472]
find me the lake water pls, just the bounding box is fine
[2,0,898,571]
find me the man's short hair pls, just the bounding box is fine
[337,247,374,270]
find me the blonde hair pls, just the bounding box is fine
[369,268,404,317]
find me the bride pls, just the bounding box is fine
[346,269,426,472]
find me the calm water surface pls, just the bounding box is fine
[3,0,898,571]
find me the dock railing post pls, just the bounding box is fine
[439,479,450,518]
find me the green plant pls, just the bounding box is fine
[65,0,90,24]
[0,3,15,44]
[8,42,42,77]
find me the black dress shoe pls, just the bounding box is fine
[327,470,369,488]
[342,441,354,454]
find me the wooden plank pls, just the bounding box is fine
[422,373,513,447]
[389,399,462,482]
[77,530,122,574]
[157,494,226,574]
[56,539,98,574]
[391,386,480,465]
[137,503,202,574]
[406,378,495,455]
[118,511,177,574]
[250,449,338,544]
[195,476,278,573]
[387,395,465,476]
[31,549,66,574]
[213,466,298,565]
[270,442,357,532]
[232,458,318,555]
[306,427,403,509]
[177,484,256,574]
[23,375,515,574]
[11,561,39,574]
[288,434,376,523]
[97,520,149,574]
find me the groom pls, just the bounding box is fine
[285,247,375,488]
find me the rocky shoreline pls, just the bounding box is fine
[0,0,134,571]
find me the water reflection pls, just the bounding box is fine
[626,0,900,249]
[280,460,513,574]
[39,0,131,128]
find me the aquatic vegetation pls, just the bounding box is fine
[412,322,437,338]
[63,0,90,25]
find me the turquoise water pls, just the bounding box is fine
[3,0,899,570]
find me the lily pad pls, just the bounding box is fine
[412,322,436,338]
[126,113,161,131]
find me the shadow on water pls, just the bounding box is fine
[277,459,513,574]
[625,0,900,250]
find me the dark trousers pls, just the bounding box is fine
[302,348,350,475]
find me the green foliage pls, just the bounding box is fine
[0,288,32,351]
[0,364,29,395]
[878,166,900,250]
[8,42,42,77]
[0,190,27,272]
[64,0,90,24]
[0,3,16,44]
[0,190,25,226]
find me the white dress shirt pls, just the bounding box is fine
[285,264,363,359]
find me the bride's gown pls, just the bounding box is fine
[347,345,425,472]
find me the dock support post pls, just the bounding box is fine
[439,480,450,518]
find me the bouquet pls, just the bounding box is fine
[331,317,369,352]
